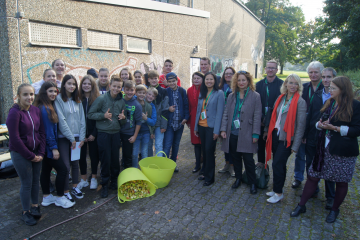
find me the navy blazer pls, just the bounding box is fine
[166,87,190,126]
[194,90,225,135]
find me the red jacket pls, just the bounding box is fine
[187,85,201,145]
[159,74,181,88]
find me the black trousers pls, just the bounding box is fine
[272,131,293,194]
[198,125,217,183]
[97,132,121,186]
[79,139,100,176]
[40,155,67,196]
[120,133,134,169]
[305,143,335,199]
[229,134,256,184]
[257,126,266,164]
[194,144,202,169]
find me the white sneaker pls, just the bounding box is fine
[55,196,75,208]
[229,165,235,177]
[267,193,284,203]
[218,163,230,173]
[64,192,75,203]
[90,178,98,190]
[41,194,57,206]
[77,179,89,190]
[266,191,275,197]
[71,187,84,199]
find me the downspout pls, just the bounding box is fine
[16,0,24,83]
[191,0,194,8]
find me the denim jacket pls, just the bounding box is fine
[166,87,190,126]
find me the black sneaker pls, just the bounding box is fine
[101,185,109,198]
[71,187,84,199]
[292,180,301,189]
[64,192,75,203]
[30,206,41,219]
[174,167,179,173]
[21,211,37,226]
[109,181,117,190]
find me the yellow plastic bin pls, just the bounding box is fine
[117,167,157,203]
[139,151,176,188]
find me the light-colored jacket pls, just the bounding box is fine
[220,90,262,153]
[194,90,225,135]
[55,94,86,143]
[266,95,307,152]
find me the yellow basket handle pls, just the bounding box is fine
[148,164,160,169]
[156,151,168,158]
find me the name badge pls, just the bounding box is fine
[234,119,240,129]
[201,111,207,120]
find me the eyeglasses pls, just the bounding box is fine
[237,71,248,74]
[266,67,277,70]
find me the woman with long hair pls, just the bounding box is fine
[120,67,133,84]
[220,71,261,193]
[6,83,46,225]
[291,76,360,223]
[77,75,101,190]
[264,74,307,203]
[134,70,144,86]
[35,82,75,209]
[194,72,225,186]
[187,72,204,173]
[218,67,236,176]
[55,74,86,203]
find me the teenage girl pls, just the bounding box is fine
[134,70,144,85]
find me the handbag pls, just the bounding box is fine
[242,162,270,189]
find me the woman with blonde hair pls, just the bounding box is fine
[264,74,307,203]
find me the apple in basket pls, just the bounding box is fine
[119,180,151,200]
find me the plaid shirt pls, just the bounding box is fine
[171,88,181,131]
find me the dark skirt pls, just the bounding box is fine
[309,142,357,183]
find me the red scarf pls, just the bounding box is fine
[265,92,300,167]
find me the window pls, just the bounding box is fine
[127,36,152,54]
[87,30,122,51]
[29,22,81,48]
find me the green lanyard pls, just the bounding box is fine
[236,88,249,118]
[309,81,322,104]
[224,87,230,104]
[204,90,213,109]
[281,94,293,114]
[265,78,269,113]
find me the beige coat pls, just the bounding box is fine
[265,95,307,152]
[220,90,262,153]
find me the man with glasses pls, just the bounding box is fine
[302,67,336,209]
[255,60,283,164]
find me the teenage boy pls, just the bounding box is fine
[200,57,220,82]
[163,72,189,172]
[121,81,142,169]
[146,87,158,157]
[97,68,110,94]
[132,85,157,168]
[159,59,181,88]
[147,70,169,157]
[88,77,126,198]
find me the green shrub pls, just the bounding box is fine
[338,70,360,88]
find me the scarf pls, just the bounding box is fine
[265,92,300,168]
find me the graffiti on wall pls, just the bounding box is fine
[210,55,239,76]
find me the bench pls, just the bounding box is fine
[0,153,11,163]
[0,136,7,142]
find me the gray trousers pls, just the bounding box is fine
[58,138,80,191]
[11,151,41,211]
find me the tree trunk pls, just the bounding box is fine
[280,64,284,74]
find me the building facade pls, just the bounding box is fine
[0,0,265,122]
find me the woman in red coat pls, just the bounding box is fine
[187,72,204,173]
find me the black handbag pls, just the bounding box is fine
[242,162,270,189]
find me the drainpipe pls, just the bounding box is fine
[16,0,24,83]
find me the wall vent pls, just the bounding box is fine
[87,30,122,51]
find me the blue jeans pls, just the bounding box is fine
[154,127,165,157]
[132,132,150,168]
[294,143,306,182]
[163,125,184,161]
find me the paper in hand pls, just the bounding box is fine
[71,142,81,161]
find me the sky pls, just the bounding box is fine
[290,0,325,22]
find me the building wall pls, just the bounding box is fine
[0,0,265,122]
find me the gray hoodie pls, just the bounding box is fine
[55,94,86,142]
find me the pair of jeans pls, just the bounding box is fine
[11,151,41,211]
[40,155,67,196]
[306,143,335,199]
[271,132,293,194]
[79,139,100,175]
[163,125,184,161]
[257,126,266,164]
[229,134,256,184]
[198,125,217,183]
[120,133,134,169]
[97,132,121,186]
[294,143,306,181]
[132,132,150,168]
[154,127,165,157]
[58,138,80,191]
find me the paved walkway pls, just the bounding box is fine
[1,128,359,239]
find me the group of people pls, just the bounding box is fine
[6,57,360,226]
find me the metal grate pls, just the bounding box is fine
[127,36,151,54]
[29,22,80,47]
[87,30,122,50]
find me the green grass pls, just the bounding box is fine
[255,70,310,83]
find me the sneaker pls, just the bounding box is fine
[21,211,37,226]
[218,163,230,173]
[266,191,275,197]
[90,178,98,190]
[64,192,75,203]
[55,196,75,208]
[30,206,41,218]
[292,180,301,189]
[71,187,84,199]
[267,193,284,203]
[101,185,109,198]
[41,194,57,206]
[229,165,235,177]
[174,167,179,173]
[77,179,89,190]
